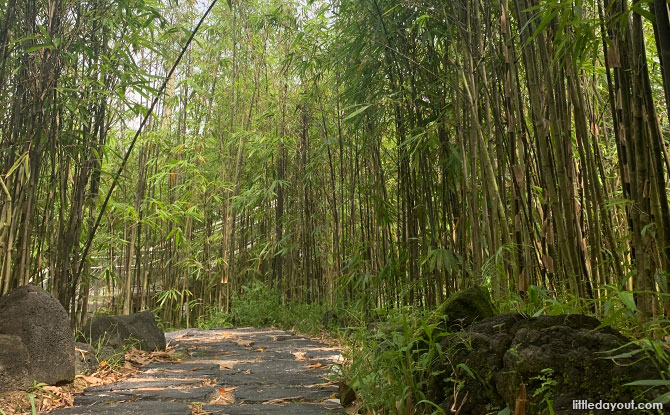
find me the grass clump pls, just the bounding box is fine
[339,306,448,414]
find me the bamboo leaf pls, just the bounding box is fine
[618,291,638,313]
[623,379,670,387]
[5,152,28,179]
[344,104,371,121]
[25,43,55,53]
[652,392,670,404]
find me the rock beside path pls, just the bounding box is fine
[0,285,74,386]
[48,328,345,415]
[80,310,166,351]
[431,313,664,414]
[0,334,31,392]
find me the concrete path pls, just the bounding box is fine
[48,328,345,415]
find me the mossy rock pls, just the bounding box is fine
[431,286,496,330]
[412,286,496,354]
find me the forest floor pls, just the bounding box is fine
[47,328,345,415]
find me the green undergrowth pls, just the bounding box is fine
[340,306,449,414]
[337,285,670,414]
[193,280,670,413]
[195,280,333,337]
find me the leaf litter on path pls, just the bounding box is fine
[0,347,179,414]
[4,329,344,414]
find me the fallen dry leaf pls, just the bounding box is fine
[189,402,205,414]
[262,396,304,404]
[515,383,527,415]
[306,382,337,389]
[190,401,215,415]
[42,385,62,395]
[306,362,327,369]
[293,351,308,361]
[74,347,88,360]
[125,348,151,365]
[234,339,254,348]
[124,347,177,367]
[150,351,172,359]
[209,386,236,405]
[76,375,103,386]
[344,402,364,415]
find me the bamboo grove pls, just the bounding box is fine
[1,0,670,327]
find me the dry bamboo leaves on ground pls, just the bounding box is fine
[0,348,178,414]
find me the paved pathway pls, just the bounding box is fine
[49,328,345,415]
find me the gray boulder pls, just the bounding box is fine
[0,285,74,386]
[74,342,98,374]
[0,334,30,392]
[81,310,165,351]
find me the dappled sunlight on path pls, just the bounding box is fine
[46,328,345,415]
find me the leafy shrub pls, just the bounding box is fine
[340,307,448,414]
[197,279,330,336]
[231,280,282,327]
[195,306,233,329]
